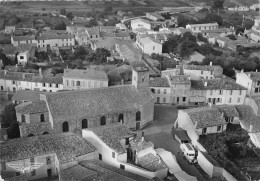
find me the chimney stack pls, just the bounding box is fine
[248,73,251,78]
[204,81,208,87]
[141,131,144,141]
[256,69,258,72]
[210,62,212,66]
[39,68,42,78]
[4,70,7,75]
[241,69,244,73]
[249,124,253,132]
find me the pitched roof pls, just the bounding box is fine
[44,85,154,120]
[19,122,53,136]
[182,107,226,128]
[200,28,235,34]
[187,23,218,28]
[0,133,96,162]
[191,79,247,90]
[168,75,190,84]
[130,136,154,153]
[15,100,48,114]
[17,43,34,52]
[87,124,135,153]
[215,105,239,117]
[63,69,108,80]
[139,37,161,45]
[149,77,170,87]
[176,64,222,71]
[36,33,74,40]
[138,153,167,172]
[11,90,46,102]
[131,18,150,25]
[12,35,35,41]
[0,44,17,55]
[245,72,260,81]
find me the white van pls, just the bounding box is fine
[180,143,197,163]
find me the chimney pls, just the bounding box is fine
[204,81,207,87]
[188,76,191,80]
[210,62,212,66]
[256,69,258,72]
[141,131,144,141]
[195,121,198,128]
[158,158,161,164]
[4,70,7,75]
[241,69,244,73]
[248,73,251,78]
[249,124,253,132]
[39,68,42,78]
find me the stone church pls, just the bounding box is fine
[15,65,155,137]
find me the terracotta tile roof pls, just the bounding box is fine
[176,64,222,71]
[79,159,151,181]
[60,164,97,180]
[183,107,226,128]
[87,124,135,153]
[139,37,161,45]
[100,31,116,38]
[17,43,34,52]
[86,27,100,36]
[0,44,17,55]
[245,72,260,81]
[131,18,150,25]
[15,100,48,114]
[19,122,53,135]
[235,105,260,133]
[191,79,247,90]
[130,136,154,153]
[44,85,154,120]
[169,75,190,84]
[12,35,35,41]
[149,77,170,87]
[36,33,74,40]
[11,90,46,102]
[215,105,239,118]
[63,68,108,80]
[201,28,235,34]
[0,133,96,162]
[138,153,167,172]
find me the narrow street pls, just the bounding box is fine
[142,105,206,181]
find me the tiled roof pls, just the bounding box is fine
[0,44,17,55]
[19,122,53,135]
[130,136,154,153]
[1,170,28,181]
[176,64,221,71]
[149,77,170,87]
[0,133,96,162]
[100,31,116,38]
[44,85,154,120]
[36,33,74,40]
[235,105,260,133]
[60,164,97,180]
[139,37,161,45]
[12,36,35,41]
[15,100,48,114]
[245,72,260,81]
[86,27,99,35]
[138,153,167,172]
[215,105,239,118]
[169,75,190,84]
[187,23,218,27]
[201,28,235,34]
[11,90,46,102]
[191,79,247,90]
[79,159,151,181]
[131,18,150,25]
[17,43,34,52]
[63,69,108,80]
[87,124,135,153]
[147,12,165,20]
[183,107,226,128]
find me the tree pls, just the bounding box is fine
[93,48,111,64]
[202,13,223,26]
[86,19,98,27]
[213,0,225,9]
[0,104,17,128]
[227,34,237,40]
[197,33,208,43]
[104,2,113,14]
[60,8,66,16]
[54,21,66,30]
[66,12,74,21]
[74,46,91,60]
[0,52,12,67]
[7,122,20,139]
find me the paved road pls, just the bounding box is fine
[141,105,206,181]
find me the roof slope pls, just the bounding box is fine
[215,105,239,117]
[191,79,247,90]
[183,107,226,128]
[63,69,108,80]
[44,85,154,120]
[87,124,135,153]
[15,100,48,114]
[149,77,170,87]
[11,90,46,102]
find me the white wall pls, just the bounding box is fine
[63,78,108,90]
[131,21,151,30]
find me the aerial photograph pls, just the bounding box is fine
[0,0,260,180]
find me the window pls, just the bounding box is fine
[157,89,160,94]
[82,119,88,129]
[20,56,24,59]
[56,84,59,88]
[237,98,241,103]
[62,122,69,132]
[31,169,36,176]
[217,125,222,131]
[125,138,129,145]
[43,132,49,135]
[164,89,167,94]
[66,80,69,86]
[217,98,221,102]
[112,152,115,158]
[202,128,207,134]
[201,71,203,74]
[163,97,166,103]
[43,83,46,87]
[49,83,52,87]
[141,76,145,82]
[255,88,259,93]
[239,90,242,95]
[76,81,80,87]
[208,98,211,102]
[35,82,38,87]
[96,35,98,38]
[219,90,223,95]
[118,114,124,123]
[40,114,45,122]
[151,88,155,93]
[230,90,233,95]
[22,114,26,123]
[99,153,102,160]
[183,97,186,102]
[120,164,125,170]
[210,71,213,75]
[100,116,106,126]
[157,97,160,103]
[229,98,232,103]
[46,157,51,165]
[13,81,15,85]
[1,86,3,90]
[136,111,141,121]
[258,81,260,85]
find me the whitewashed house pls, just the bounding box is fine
[186,23,219,33]
[136,36,162,55]
[131,19,151,30]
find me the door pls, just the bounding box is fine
[136,122,140,130]
[47,169,52,178]
[99,153,102,161]
[177,97,179,104]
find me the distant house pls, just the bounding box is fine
[189,51,205,63]
[146,12,165,21]
[136,35,162,55]
[115,40,143,62]
[11,35,35,47]
[116,23,128,31]
[170,27,191,36]
[200,27,235,37]
[131,19,151,30]
[62,68,109,90]
[175,107,227,144]
[17,44,36,66]
[186,23,219,33]
[11,90,47,105]
[5,26,15,34]
[228,6,249,11]
[149,77,171,104]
